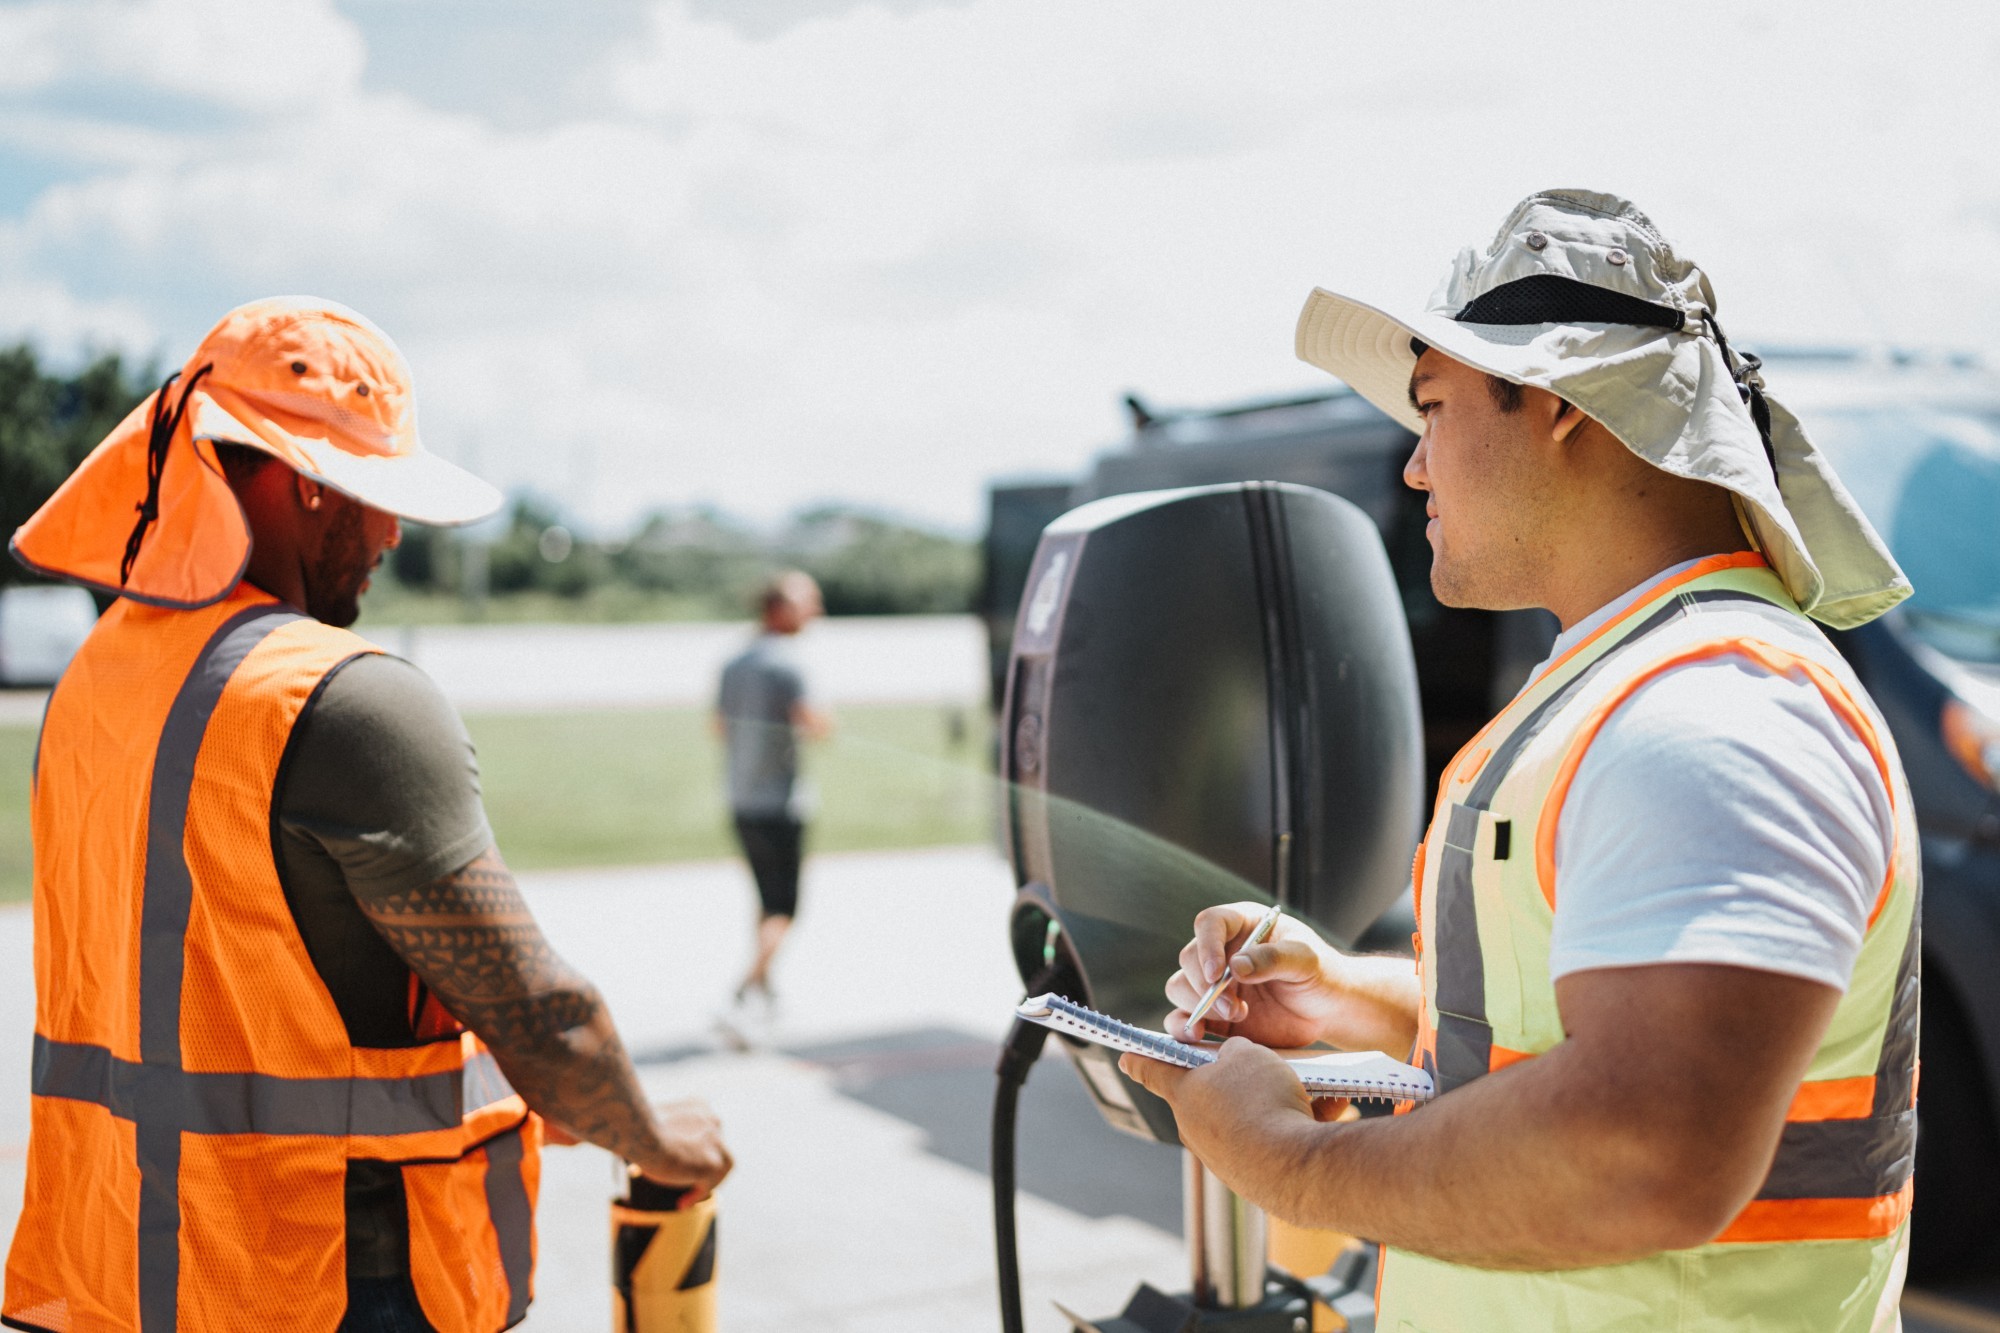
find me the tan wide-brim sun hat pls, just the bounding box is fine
[1295,189,1909,630]
[11,296,501,609]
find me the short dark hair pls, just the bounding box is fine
[1409,338,1527,414]
[209,441,277,488]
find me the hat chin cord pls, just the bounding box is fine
[1702,315,1779,481]
[119,364,213,587]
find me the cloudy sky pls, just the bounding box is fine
[2,0,1996,533]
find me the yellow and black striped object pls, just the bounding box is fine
[611,1172,718,1333]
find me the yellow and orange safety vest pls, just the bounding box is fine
[1387,554,1917,1332]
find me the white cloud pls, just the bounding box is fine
[1,0,1998,533]
[0,272,156,357]
[0,0,366,109]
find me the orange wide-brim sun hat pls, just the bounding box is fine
[10,296,502,609]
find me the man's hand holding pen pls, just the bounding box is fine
[1117,900,1427,1187]
[1159,901,1415,1053]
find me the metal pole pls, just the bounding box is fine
[1183,1151,1268,1309]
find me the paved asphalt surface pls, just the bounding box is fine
[515,847,1186,1330]
[0,842,1990,1328]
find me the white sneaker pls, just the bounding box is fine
[713,999,753,1053]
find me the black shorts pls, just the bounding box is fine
[733,816,805,918]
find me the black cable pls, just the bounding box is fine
[120,363,213,587]
[993,1014,1049,1333]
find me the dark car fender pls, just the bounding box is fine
[1918,841,2000,1116]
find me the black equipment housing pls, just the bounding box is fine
[1000,482,1422,1143]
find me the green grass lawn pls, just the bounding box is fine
[0,726,33,905]
[0,704,994,901]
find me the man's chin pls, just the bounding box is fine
[1430,581,1476,610]
[1430,556,1467,608]
[1430,560,1491,612]
[308,590,364,629]
[1432,561,1536,614]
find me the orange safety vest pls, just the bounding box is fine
[4,585,540,1333]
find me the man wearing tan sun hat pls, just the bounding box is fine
[6,298,730,1332]
[1117,193,1920,1330]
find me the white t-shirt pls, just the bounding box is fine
[1543,559,1894,994]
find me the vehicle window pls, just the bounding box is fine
[1809,407,2000,664]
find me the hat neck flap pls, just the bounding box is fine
[9,374,252,610]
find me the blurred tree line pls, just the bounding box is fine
[0,347,152,588]
[394,496,978,616]
[1,343,977,615]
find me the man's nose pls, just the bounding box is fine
[1402,435,1431,493]
[385,519,402,550]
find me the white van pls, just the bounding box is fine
[0,585,99,687]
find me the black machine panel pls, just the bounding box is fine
[1001,482,1423,1142]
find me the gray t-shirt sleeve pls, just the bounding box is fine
[277,652,495,903]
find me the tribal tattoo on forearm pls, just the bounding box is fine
[360,849,674,1172]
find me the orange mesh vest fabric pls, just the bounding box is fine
[5,586,540,1333]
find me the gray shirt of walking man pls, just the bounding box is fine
[715,570,831,1044]
[719,631,812,819]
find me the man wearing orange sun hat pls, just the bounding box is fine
[6,297,730,1332]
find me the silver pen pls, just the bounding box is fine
[1181,900,1283,1039]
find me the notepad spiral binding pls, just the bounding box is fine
[1030,994,1219,1068]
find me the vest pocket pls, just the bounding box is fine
[1432,801,1538,1082]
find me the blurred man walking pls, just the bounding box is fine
[6,297,730,1332]
[716,571,830,1036]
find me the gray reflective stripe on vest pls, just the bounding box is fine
[1430,589,1768,1092]
[463,1046,518,1113]
[1870,885,1922,1120]
[483,1127,535,1327]
[1753,880,1922,1205]
[137,605,298,1333]
[1759,1110,1918,1200]
[1431,802,1489,1087]
[33,1036,510,1137]
[74,604,533,1332]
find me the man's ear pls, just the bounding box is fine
[292,470,325,513]
[1550,399,1589,444]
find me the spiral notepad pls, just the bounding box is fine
[1017,993,1434,1104]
